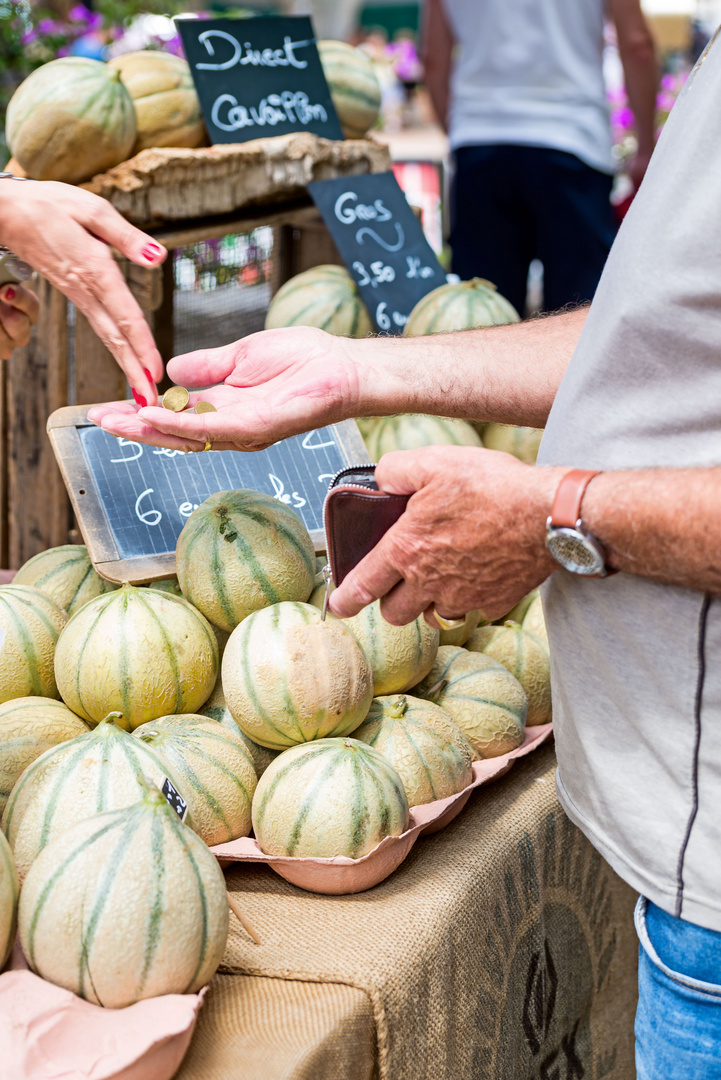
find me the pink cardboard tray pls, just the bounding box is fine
[0,942,205,1080]
[211,723,553,895]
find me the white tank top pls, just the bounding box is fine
[443,0,613,173]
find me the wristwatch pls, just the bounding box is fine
[545,469,614,577]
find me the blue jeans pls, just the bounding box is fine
[635,897,721,1079]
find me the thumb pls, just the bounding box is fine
[374,449,431,496]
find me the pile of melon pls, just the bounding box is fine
[0,487,549,1009]
[5,39,381,185]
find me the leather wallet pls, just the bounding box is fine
[323,465,409,586]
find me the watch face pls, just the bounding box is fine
[545,526,605,576]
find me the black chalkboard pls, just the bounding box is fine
[48,408,367,583]
[177,16,344,145]
[307,172,448,334]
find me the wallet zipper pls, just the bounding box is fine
[326,463,377,491]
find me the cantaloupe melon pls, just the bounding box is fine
[403,278,520,337]
[0,585,67,704]
[0,697,88,816]
[53,583,218,730]
[343,599,439,696]
[353,694,472,806]
[0,830,18,970]
[415,646,527,759]
[264,265,373,338]
[365,414,482,459]
[317,40,381,139]
[134,713,257,845]
[198,678,278,778]
[481,424,544,464]
[176,490,316,634]
[252,737,409,858]
[14,545,118,615]
[18,781,228,1006]
[108,51,205,153]
[222,601,373,750]
[523,594,548,650]
[466,621,551,726]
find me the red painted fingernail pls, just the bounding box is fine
[3,287,15,301]
[142,244,162,262]
[143,367,155,384]
[131,388,147,407]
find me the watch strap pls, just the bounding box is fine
[549,469,602,528]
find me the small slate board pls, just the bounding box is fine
[47,407,367,584]
[177,15,344,145]
[308,171,447,334]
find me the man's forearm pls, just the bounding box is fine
[346,306,587,427]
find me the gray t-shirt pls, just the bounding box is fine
[538,31,721,932]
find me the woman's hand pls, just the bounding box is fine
[0,283,39,359]
[0,180,167,404]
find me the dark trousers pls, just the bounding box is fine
[449,144,616,314]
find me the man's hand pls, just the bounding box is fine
[0,180,167,404]
[329,446,564,627]
[0,283,38,359]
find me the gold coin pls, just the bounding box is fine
[162,386,190,412]
[194,401,218,414]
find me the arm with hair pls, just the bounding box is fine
[609,0,659,187]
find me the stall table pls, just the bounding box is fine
[177,742,638,1080]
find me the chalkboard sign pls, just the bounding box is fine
[308,172,448,334]
[48,406,367,584]
[177,16,344,145]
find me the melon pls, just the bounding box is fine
[344,599,439,696]
[134,714,257,846]
[148,577,184,598]
[353,694,472,806]
[222,601,373,750]
[265,265,373,338]
[18,780,228,1007]
[522,594,548,650]
[403,278,520,337]
[482,424,544,464]
[108,51,205,153]
[13,544,118,615]
[198,678,278,778]
[365,414,482,458]
[466,621,551,726]
[252,737,409,858]
[0,830,18,970]
[0,585,67,704]
[0,697,88,816]
[176,490,316,634]
[6,57,136,183]
[505,588,540,626]
[438,609,482,647]
[2,713,189,883]
[53,582,218,730]
[415,646,526,759]
[317,40,381,139]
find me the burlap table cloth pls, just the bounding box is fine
[178,742,639,1080]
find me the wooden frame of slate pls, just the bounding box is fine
[47,405,368,584]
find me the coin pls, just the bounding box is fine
[194,401,218,414]
[162,386,190,412]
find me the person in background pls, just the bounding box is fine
[422,0,658,313]
[0,173,166,402]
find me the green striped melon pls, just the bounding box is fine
[265,265,373,338]
[2,713,189,883]
[365,414,482,458]
[176,490,316,634]
[148,577,183,597]
[7,57,136,183]
[134,714,257,845]
[53,583,218,730]
[353,694,472,807]
[403,278,520,337]
[14,545,118,615]
[0,829,18,970]
[439,609,482,647]
[252,737,409,858]
[108,51,205,153]
[481,424,544,464]
[0,585,67,704]
[415,646,527,759]
[466,621,551,726]
[505,588,540,626]
[18,781,228,1007]
[0,697,88,815]
[522,594,548,650]
[344,599,439,696]
[222,601,373,750]
[317,40,381,139]
[198,678,278,778]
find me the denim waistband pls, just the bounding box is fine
[636,897,721,995]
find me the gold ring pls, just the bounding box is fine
[432,607,467,631]
[203,440,212,452]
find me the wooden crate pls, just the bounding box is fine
[6,135,389,569]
